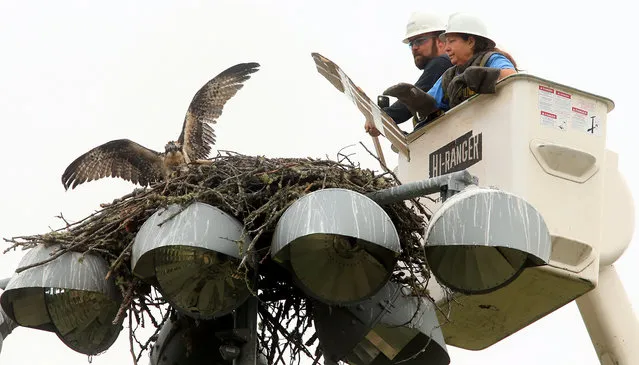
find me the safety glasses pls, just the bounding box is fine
[408,36,434,48]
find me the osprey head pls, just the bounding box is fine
[164,141,181,154]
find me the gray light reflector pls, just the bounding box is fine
[313,280,450,365]
[132,202,252,319]
[0,244,123,355]
[271,188,400,305]
[425,186,551,294]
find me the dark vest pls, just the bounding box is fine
[441,51,497,106]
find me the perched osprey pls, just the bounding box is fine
[61,62,260,190]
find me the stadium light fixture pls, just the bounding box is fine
[132,201,253,320]
[0,244,123,355]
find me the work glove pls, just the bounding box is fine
[446,74,469,108]
[446,66,502,108]
[462,66,501,94]
[383,83,438,121]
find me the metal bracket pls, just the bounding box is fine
[215,328,251,345]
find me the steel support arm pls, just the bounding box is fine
[576,265,639,365]
[366,170,478,206]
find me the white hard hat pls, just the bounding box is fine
[440,12,496,47]
[402,12,447,44]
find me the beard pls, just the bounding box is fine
[412,42,439,69]
[413,55,432,69]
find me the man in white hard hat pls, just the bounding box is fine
[365,12,452,137]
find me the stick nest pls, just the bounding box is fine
[3,150,435,364]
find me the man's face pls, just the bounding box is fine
[408,33,439,69]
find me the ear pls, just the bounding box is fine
[436,37,447,53]
[467,36,476,48]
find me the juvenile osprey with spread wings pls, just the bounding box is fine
[61,62,260,190]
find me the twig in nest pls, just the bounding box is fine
[259,302,315,359]
[105,239,134,280]
[358,141,395,178]
[128,307,138,365]
[14,245,71,273]
[114,280,137,325]
[135,309,171,362]
[55,212,72,228]
[336,144,358,166]
[358,141,433,219]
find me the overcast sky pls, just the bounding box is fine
[0,1,637,364]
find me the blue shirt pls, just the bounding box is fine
[427,53,515,111]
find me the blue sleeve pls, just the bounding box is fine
[427,75,449,111]
[485,53,515,69]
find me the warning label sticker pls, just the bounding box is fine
[538,85,555,112]
[538,85,568,131]
[540,110,566,130]
[537,85,601,136]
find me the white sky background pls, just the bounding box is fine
[0,0,637,364]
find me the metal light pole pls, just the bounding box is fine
[230,296,260,365]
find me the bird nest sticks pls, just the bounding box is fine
[3,150,434,364]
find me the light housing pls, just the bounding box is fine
[149,298,267,365]
[271,188,400,305]
[0,244,123,355]
[425,186,552,294]
[313,280,450,365]
[132,201,252,320]
[149,313,233,365]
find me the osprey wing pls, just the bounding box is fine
[177,62,260,161]
[61,139,164,190]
